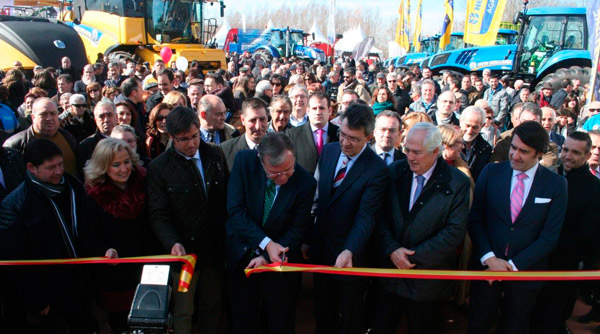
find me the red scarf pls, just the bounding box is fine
[86,167,147,220]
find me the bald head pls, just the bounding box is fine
[437,91,456,116]
[199,94,227,130]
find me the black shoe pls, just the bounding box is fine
[579,306,600,323]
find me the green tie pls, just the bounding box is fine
[262,179,276,225]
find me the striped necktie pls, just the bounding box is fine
[333,155,350,188]
[510,173,528,223]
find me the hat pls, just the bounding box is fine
[376,72,386,79]
[143,78,158,90]
[255,80,273,95]
[542,82,553,90]
[189,78,204,86]
[69,94,86,105]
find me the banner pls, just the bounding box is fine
[587,0,600,103]
[412,0,423,52]
[395,0,410,50]
[327,0,336,44]
[464,0,508,46]
[439,0,454,50]
[246,263,600,281]
[0,255,197,292]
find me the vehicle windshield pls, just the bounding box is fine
[289,32,305,46]
[446,35,464,51]
[422,39,439,53]
[495,33,516,45]
[146,0,203,43]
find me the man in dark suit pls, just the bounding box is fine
[146,69,174,112]
[373,122,470,334]
[78,101,117,177]
[530,132,600,334]
[221,98,268,171]
[467,121,568,334]
[286,91,339,174]
[371,110,405,165]
[225,133,317,334]
[460,106,492,182]
[542,107,565,150]
[309,104,388,334]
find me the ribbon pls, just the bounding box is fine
[0,255,197,292]
[245,262,600,281]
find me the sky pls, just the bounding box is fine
[205,0,465,35]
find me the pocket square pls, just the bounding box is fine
[534,197,551,204]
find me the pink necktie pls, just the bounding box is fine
[316,129,324,156]
[510,173,528,223]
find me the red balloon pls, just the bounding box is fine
[160,47,173,64]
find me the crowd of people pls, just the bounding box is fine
[0,50,599,334]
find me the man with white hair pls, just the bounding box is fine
[460,106,492,181]
[409,79,438,116]
[374,122,470,334]
[74,64,97,94]
[60,94,96,143]
[387,72,411,115]
[288,85,310,127]
[78,100,118,175]
[433,91,459,126]
[541,107,565,149]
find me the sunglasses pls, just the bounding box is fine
[156,115,167,121]
[71,104,86,108]
[387,80,397,83]
[89,89,100,93]
[271,82,282,86]
[590,108,600,112]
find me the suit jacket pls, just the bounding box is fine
[375,157,471,301]
[310,142,388,270]
[78,130,105,177]
[468,161,567,287]
[0,147,25,201]
[286,122,339,174]
[550,164,600,269]
[463,133,492,182]
[221,135,251,171]
[225,150,317,269]
[549,131,565,149]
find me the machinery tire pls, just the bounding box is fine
[253,49,273,63]
[534,65,592,93]
[109,51,138,64]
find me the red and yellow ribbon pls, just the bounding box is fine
[245,263,600,281]
[0,254,197,292]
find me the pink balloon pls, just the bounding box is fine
[160,47,173,64]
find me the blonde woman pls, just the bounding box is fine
[83,138,148,333]
[162,90,188,108]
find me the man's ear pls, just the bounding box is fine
[26,162,36,175]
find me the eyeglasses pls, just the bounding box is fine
[89,89,100,93]
[337,128,363,143]
[590,108,600,112]
[343,76,352,79]
[486,116,494,120]
[156,115,168,121]
[387,80,397,83]
[71,104,85,108]
[271,82,282,86]
[173,132,201,143]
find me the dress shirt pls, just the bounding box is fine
[259,181,282,250]
[374,145,394,166]
[200,127,221,144]
[175,149,206,192]
[480,163,539,271]
[244,134,258,150]
[333,143,368,178]
[408,159,437,211]
[311,123,329,147]
[289,114,308,127]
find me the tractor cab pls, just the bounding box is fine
[516,8,586,77]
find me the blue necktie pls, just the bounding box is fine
[412,175,425,210]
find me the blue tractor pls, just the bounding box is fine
[224,27,325,63]
[427,7,591,90]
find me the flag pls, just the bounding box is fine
[327,0,336,44]
[587,0,600,103]
[464,0,507,46]
[395,0,410,50]
[439,0,454,50]
[413,0,423,52]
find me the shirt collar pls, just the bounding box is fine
[310,122,329,134]
[413,158,438,181]
[374,145,394,155]
[175,148,200,161]
[512,162,539,180]
[345,142,368,160]
[244,134,258,149]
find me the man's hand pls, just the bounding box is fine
[390,247,416,269]
[170,243,186,256]
[484,256,513,285]
[301,244,310,260]
[39,306,50,316]
[246,256,268,269]
[265,241,289,263]
[334,249,353,268]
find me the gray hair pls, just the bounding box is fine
[288,85,308,98]
[421,79,435,91]
[386,72,398,80]
[460,106,486,125]
[257,132,295,166]
[94,99,115,116]
[111,124,136,137]
[376,110,403,129]
[407,122,442,153]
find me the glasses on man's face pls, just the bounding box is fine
[173,132,201,143]
[71,104,85,108]
[337,128,363,144]
[387,80,397,83]
[261,162,294,179]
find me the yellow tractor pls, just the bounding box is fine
[62,0,227,70]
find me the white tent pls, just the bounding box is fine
[308,22,328,43]
[334,25,366,53]
[214,18,231,48]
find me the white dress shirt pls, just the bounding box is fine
[408,159,437,211]
[244,134,258,150]
[311,123,329,147]
[333,143,368,178]
[374,145,394,166]
[480,163,539,271]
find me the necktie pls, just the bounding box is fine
[510,172,528,223]
[333,155,350,188]
[592,169,600,179]
[206,131,215,143]
[412,175,425,210]
[380,152,390,165]
[315,128,325,156]
[262,179,276,225]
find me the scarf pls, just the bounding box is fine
[85,167,146,220]
[372,101,395,116]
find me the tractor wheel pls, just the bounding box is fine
[534,65,591,94]
[253,49,273,63]
[109,51,139,64]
